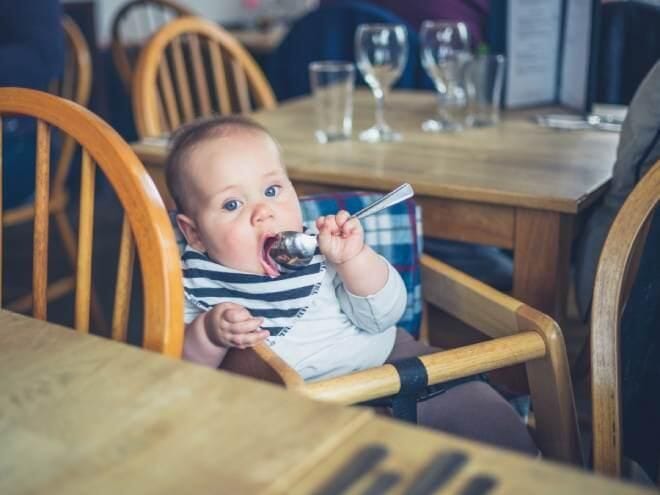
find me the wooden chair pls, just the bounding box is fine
[0,88,183,356]
[591,159,660,478]
[4,15,93,316]
[111,0,194,91]
[217,192,583,466]
[132,16,276,138]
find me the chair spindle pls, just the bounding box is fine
[33,120,51,320]
[112,215,136,342]
[74,149,95,332]
[207,40,231,114]
[189,34,211,116]
[171,35,194,122]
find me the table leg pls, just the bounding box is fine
[513,209,574,322]
[489,209,573,395]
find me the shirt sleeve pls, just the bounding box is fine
[334,257,407,334]
[184,296,205,325]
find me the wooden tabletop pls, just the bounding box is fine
[0,310,370,494]
[2,310,655,494]
[286,420,656,495]
[133,90,618,214]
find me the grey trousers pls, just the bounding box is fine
[383,329,538,456]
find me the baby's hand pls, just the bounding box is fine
[204,302,269,349]
[316,210,365,265]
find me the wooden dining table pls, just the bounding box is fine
[1,309,654,494]
[131,90,618,321]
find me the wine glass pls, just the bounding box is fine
[420,21,471,132]
[354,24,408,142]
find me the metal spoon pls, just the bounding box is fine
[267,183,414,270]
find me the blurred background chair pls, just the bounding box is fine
[217,191,582,466]
[591,159,660,482]
[111,0,195,93]
[0,88,183,356]
[595,0,660,105]
[265,0,430,102]
[132,16,276,138]
[4,16,95,318]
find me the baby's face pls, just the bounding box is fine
[177,131,303,276]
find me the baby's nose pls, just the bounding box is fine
[251,203,275,224]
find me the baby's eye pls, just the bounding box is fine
[223,199,242,212]
[264,185,282,198]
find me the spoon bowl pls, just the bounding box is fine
[267,183,414,270]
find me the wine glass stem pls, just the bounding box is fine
[374,88,387,130]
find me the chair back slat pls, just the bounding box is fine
[133,16,276,137]
[33,121,52,320]
[207,40,231,115]
[74,149,95,332]
[171,36,194,122]
[189,34,211,116]
[232,61,250,113]
[157,56,181,130]
[112,215,136,342]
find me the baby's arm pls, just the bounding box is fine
[182,303,269,368]
[336,260,407,333]
[316,210,389,295]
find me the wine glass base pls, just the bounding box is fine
[422,119,464,133]
[359,126,402,143]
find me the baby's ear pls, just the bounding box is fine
[176,213,205,251]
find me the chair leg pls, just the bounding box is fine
[54,210,108,333]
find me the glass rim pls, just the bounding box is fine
[420,19,468,29]
[356,23,407,31]
[309,61,355,72]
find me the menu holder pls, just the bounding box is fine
[488,0,601,114]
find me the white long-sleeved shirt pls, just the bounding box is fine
[184,259,407,381]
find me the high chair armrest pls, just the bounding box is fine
[301,332,546,405]
[221,344,305,389]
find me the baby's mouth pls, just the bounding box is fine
[260,234,281,278]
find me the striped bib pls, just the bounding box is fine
[181,245,327,338]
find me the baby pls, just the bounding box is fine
[168,115,537,455]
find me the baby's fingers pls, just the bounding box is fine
[223,306,253,323]
[230,329,271,349]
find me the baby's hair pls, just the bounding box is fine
[165,115,274,214]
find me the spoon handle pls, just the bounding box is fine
[351,183,414,220]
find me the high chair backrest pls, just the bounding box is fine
[299,191,423,336]
[132,16,276,138]
[0,88,184,357]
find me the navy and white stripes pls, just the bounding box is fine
[182,246,327,337]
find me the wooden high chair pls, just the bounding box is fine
[132,16,276,138]
[214,191,584,466]
[0,88,183,356]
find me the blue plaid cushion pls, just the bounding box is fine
[300,191,423,337]
[169,191,423,337]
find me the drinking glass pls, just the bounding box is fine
[420,21,471,132]
[354,23,408,142]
